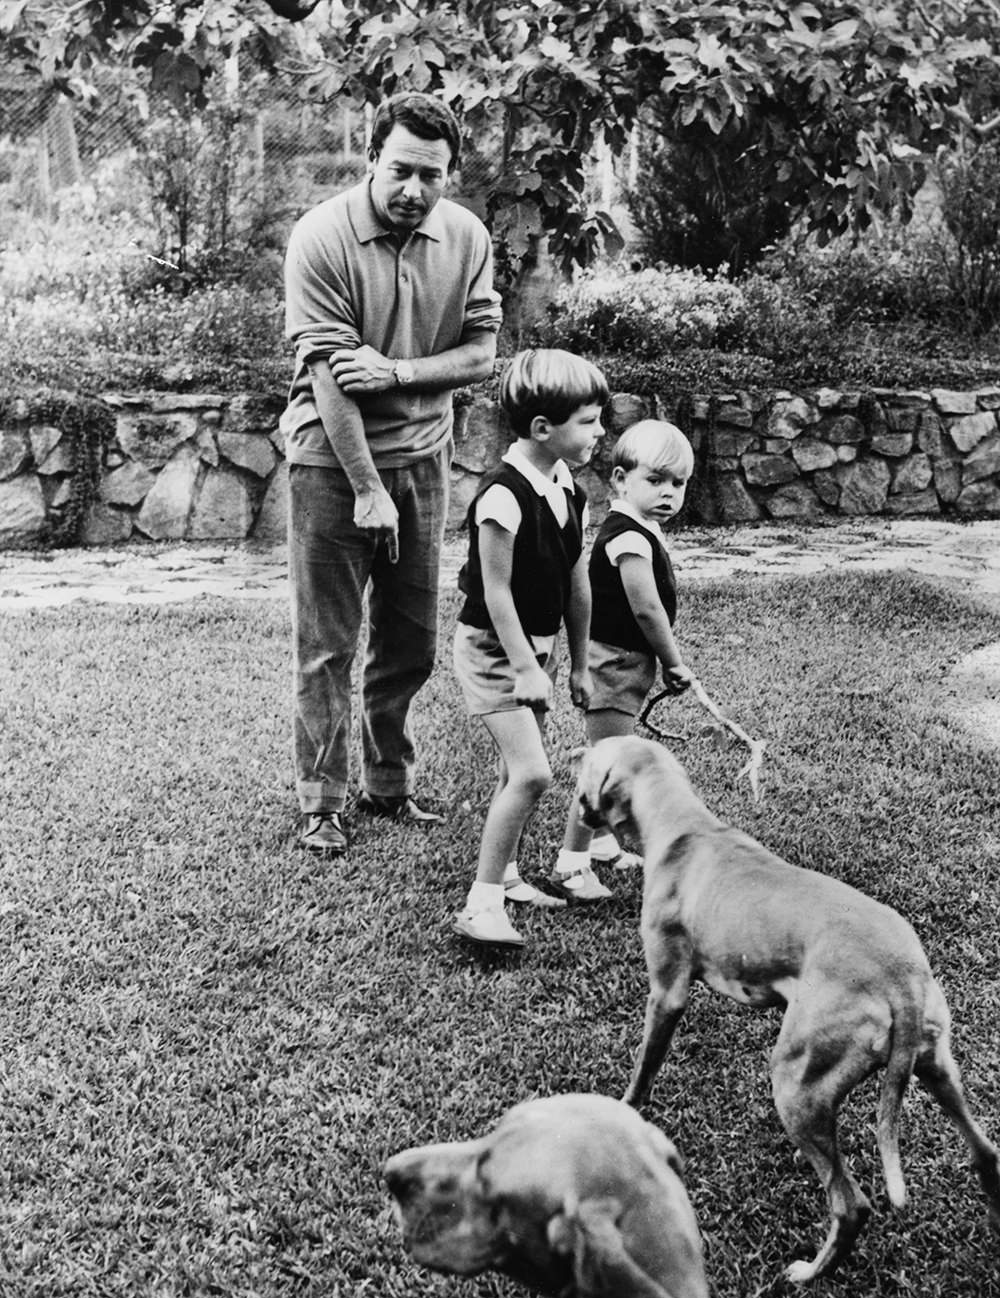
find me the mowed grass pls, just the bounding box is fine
[0,569,999,1298]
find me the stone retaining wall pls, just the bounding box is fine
[0,382,998,548]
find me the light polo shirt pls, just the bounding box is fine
[475,443,590,532]
[282,179,502,469]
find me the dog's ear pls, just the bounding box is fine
[549,1196,675,1298]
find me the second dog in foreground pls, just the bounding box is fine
[578,734,1000,1284]
[384,1092,708,1298]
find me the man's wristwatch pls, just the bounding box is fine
[394,359,415,386]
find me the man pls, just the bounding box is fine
[282,92,503,855]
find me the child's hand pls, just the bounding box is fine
[569,665,593,711]
[513,662,554,711]
[662,662,695,695]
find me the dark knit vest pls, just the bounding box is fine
[457,461,587,637]
[589,511,677,651]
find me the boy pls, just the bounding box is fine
[553,419,696,886]
[451,349,608,947]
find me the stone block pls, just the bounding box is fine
[956,480,1000,515]
[962,433,1000,485]
[0,430,29,481]
[948,411,996,454]
[883,488,940,516]
[453,398,507,474]
[29,424,63,466]
[252,461,289,541]
[100,461,156,506]
[80,501,133,545]
[188,464,255,539]
[791,439,837,472]
[886,406,921,433]
[838,458,891,514]
[916,410,943,457]
[218,431,277,478]
[870,431,913,457]
[766,395,814,440]
[606,392,649,435]
[891,452,933,494]
[709,429,754,457]
[932,389,978,415]
[977,387,1000,410]
[713,472,762,521]
[195,428,219,467]
[820,414,864,444]
[836,445,858,463]
[118,411,199,469]
[0,475,47,544]
[741,452,798,486]
[813,469,840,507]
[815,387,858,410]
[148,393,227,413]
[933,459,962,504]
[135,442,202,539]
[715,401,754,428]
[764,481,824,519]
[226,393,284,434]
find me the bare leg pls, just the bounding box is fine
[563,708,636,853]
[474,708,550,885]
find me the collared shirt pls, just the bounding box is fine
[476,443,587,532]
[604,498,668,565]
[282,179,503,469]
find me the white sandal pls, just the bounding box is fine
[503,873,567,909]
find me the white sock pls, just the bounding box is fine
[502,860,520,883]
[556,850,590,873]
[467,880,505,911]
[590,832,619,859]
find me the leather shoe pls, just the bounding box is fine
[357,792,443,824]
[300,811,347,855]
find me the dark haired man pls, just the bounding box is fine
[282,92,503,856]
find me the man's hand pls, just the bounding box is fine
[331,346,397,394]
[513,661,554,712]
[354,486,399,563]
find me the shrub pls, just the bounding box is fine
[532,265,747,356]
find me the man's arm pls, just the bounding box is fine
[307,357,399,560]
[330,329,497,396]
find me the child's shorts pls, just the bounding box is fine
[453,623,559,716]
[587,639,656,717]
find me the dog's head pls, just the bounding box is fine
[384,1093,706,1297]
[577,735,684,836]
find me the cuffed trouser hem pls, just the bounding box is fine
[297,780,346,815]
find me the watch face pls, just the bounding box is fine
[397,360,415,385]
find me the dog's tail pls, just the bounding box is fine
[876,981,923,1209]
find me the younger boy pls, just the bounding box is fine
[553,419,696,885]
[451,349,608,947]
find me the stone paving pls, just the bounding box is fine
[2,516,998,743]
[1,515,998,611]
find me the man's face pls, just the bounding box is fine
[370,124,452,232]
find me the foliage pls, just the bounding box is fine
[5,0,1000,275]
[935,139,1000,333]
[533,264,748,355]
[624,101,800,276]
[0,573,999,1295]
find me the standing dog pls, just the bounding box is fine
[384,1092,708,1298]
[578,735,1000,1283]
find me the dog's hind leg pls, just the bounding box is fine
[914,984,1000,1226]
[770,1013,877,1284]
[623,961,692,1108]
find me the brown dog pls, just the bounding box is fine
[578,735,1000,1284]
[383,1092,708,1298]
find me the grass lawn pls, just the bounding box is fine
[1,569,999,1298]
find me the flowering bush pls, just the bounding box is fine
[533,265,747,355]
